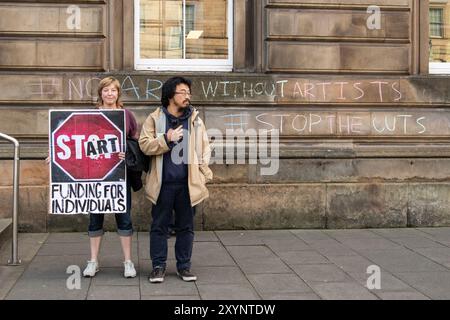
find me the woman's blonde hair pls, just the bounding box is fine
[96,76,123,108]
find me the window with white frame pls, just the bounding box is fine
[135,0,233,71]
[429,2,450,74]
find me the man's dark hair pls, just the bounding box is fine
[161,76,192,108]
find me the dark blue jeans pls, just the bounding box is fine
[88,183,133,237]
[150,182,195,271]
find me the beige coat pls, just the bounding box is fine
[138,107,213,206]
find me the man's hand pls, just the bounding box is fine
[167,125,183,143]
[118,152,125,160]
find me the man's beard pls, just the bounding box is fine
[176,100,190,113]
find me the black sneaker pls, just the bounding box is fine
[148,267,166,283]
[177,269,197,282]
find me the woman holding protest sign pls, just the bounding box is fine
[46,77,138,278]
[82,76,138,278]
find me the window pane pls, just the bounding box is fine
[185,0,229,60]
[140,0,183,59]
[139,0,229,60]
[429,3,449,63]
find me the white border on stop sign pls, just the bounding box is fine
[48,109,127,214]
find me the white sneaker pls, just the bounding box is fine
[83,260,99,277]
[123,260,137,278]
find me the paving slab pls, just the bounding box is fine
[394,272,450,300]
[196,283,260,300]
[360,249,449,273]
[372,228,438,239]
[412,247,450,268]
[215,231,265,246]
[388,237,446,249]
[6,277,91,300]
[327,255,378,273]
[227,245,277,260]
[309,281,379,300]
[338,238,403,252]
[277,250,330,265]
[375,291,430,300]
[347,271,415,292]
[291,264,354,283]
[90,267,140,286]
[246,273,313,295]
[6,229,450,300]
[324,229,384,240]
[87,285,140,300]
[194,266,249,285]
[262,238,311,252]
[235,257,292,275]
[191,242,236,267]
[260,292,321,300]
[290,230,333,242]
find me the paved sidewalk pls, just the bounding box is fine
[2,228,450,300]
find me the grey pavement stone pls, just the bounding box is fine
[195,231,219,242]
[327,255,377,273]
[307,239,348,248]
[418,227,450,237]
[37,242,90,256]
[227,245,276,260]
[87,285,140,300]
[277,250,330,265]
[260,293,321,300]
[236,257,292,275]
[194,266,249,285]
[196,284,260,300]
[309,281,379,300]
[250,230,301,241]
[324,229,384,240]
[338,238,403,252]
[19,255,88,280]
[375,291,430,300]
[0,233,48,263]
[314,246,358,257]
[388,237,446,249]
[412,247,450,269]
[46,232,87,243]
[6,277,90,300]
[0,265,26,299]
[246,274,312,294]
[215,231,265,246]
[7,229,450,300]
[394,272,450,300]
[291,264,354,283]
[360,249,448,273]
[17,233,49,244]
[290,230,333,242]
[372,228,435,238]
[91,267,139,286]
[262,239,311,252]
[347,271,415,292]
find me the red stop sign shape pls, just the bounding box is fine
[52,112,124,181]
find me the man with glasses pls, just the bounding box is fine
[139,76,213,283]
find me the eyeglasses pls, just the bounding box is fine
[174,91,192,97]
